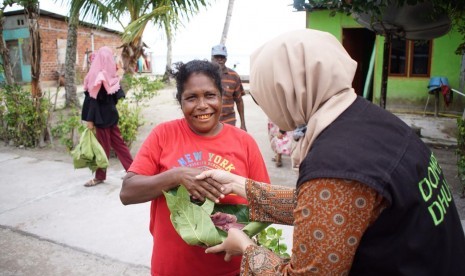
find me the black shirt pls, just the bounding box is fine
[81,87,125,128]
[298,97,465,275]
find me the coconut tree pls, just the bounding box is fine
[122,0,209,77]
[220,0,234,45]
[66,0,109,107]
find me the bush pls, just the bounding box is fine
[122,75,163,107]
[0,85,50,147]
[51,110,85,151]
[117,101,143,148]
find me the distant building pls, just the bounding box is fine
[1,9,123,87]
[297,7,464,114]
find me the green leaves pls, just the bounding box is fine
[257,227,290,258]
[164,186,270,247]
[164,186,222,246]
[71,128,109,172]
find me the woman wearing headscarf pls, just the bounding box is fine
[198,29,465,275]
[81,46,133,187]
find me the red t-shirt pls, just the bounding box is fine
[129,119,270,276]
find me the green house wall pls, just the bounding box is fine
[306,10,464,113]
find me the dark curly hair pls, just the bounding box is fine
[171,60,223,104]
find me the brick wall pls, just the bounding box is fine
[39,15,122,87]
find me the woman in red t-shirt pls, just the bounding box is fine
[119,60,269,276]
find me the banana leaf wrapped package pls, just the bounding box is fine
[163,185,270,247]
[71,128,109,172]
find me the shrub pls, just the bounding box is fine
[51,110,85,151]
[0,85,50,147]
[122,75,163,107]
[117,101,143,148]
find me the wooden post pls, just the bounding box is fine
[434,89,440,117]
[380,34,391,109]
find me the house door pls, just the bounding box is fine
[342,28,376,100]
[6,40,22,82]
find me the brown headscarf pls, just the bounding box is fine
[250,29,357,164]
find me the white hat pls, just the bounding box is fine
[211,44,228,57]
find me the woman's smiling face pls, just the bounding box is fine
[181,72,222,136]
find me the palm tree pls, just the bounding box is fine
[66,0,109,107]
[122,0,209,77]
[220,0,234,45]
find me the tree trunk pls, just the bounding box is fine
[121,39,143,76]
[0,10,14,85]
[64,13,80,107]
[163,19,173,83]
[24,4,42,100]
[220,0,235,45]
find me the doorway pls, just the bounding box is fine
[6,40,22,82]
[342,28,376,101]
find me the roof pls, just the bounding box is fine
[3,9,122,35]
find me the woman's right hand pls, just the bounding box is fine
[87,121,94,129]
[196,170,247,198]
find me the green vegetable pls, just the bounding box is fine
[164,186,270,247]
[71,128,109,172]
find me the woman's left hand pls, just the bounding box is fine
[205,228,255,261]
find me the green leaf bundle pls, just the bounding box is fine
[71,128,109,172]
[163,186,270,247]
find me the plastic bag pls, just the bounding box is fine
[71,128,109,172]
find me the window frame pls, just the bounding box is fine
[388,39,408,77]
[409,40,432,77]
[388,38,432,78]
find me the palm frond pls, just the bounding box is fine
[122,5,170,43]
[69,0,111,26]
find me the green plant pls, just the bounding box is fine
[0,84,50,147]
[456,117,465,198]
[122,75,163,107]
[117,101,143,148]
[256,226,290,258]
[51,110,85,151]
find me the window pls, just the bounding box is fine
[389,38,432,77]
[410,40,431,76]
[389,39,407,75]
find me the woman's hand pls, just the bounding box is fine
[87,121,94,129]
[196,169,247,198]
[205,228,255,261]
[177,167,225,203]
